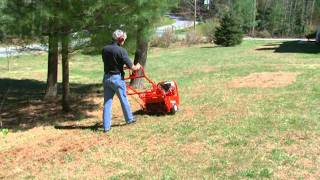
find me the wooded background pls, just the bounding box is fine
[178,0,320,37]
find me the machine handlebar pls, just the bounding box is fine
[123,66,146,80]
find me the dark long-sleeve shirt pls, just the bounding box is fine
[102,42,133,79]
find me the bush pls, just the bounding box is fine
[185,30,204,46]
[1,128,9,136]
[256,30,272,38]
[214,13,243,47]
[150,29,176,48]
[305,31,316,40]
[199,19,219,43]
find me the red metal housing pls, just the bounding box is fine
[124,67,179,114]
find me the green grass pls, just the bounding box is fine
[0,40,320,179]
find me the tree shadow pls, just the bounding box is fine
[0,78,103,132]
[256,41,320,54]
[53,109,167,132]
[54,122,130,132]
[54,123,102,132]
[200,46,217,49]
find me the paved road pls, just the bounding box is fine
[0,44,47,58]
[156,14,197,36]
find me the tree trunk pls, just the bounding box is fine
[309,0,315,26]
[131,25,148,89]
[252,0,256,37]
[44,34,59,100]
[194,0,197,31]
[61,34,71,112]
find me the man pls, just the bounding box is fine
[102,30,141,132]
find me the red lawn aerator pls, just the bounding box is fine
[124,67,179,114]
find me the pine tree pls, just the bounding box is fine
[2,0,59,99]
[88,0,177,87]
[3,0,99,111]
[231,0,256,34]
[214,13,243,46]
[128,0,178,88]
[0,0,6,41]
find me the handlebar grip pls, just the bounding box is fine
[123,66,145,80]
[124,66,145,73]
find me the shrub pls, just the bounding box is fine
[214,13,243,47]
[150,28,176,48]
[1,128,9,136]
[305,31,316,40]
[256,30,272,38]
[199,19,219,43]
[185,30,203,46]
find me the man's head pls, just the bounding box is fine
[112,29,127,46]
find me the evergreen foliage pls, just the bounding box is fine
[88,0,177,53]
[176,0,320,37]
[231,0,256,33]
[214,13,243,47]
[0,0,6,41]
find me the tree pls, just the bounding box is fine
[0,0,7,42]
[3,0,61,99]
[46,7,59,100]
[128,0,177,88]
[230,0,257,34]
[254,0,319,37]
[214,12,243,46]
[176,0,210,21]
[88,0,177,88]
[55,0,95,111]
[3,0,98,111]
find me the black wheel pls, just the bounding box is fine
[170,104,178,115]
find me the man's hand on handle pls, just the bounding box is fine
[132,63,141,71]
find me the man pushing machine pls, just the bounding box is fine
[102,30,141,133]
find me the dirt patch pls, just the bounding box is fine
[180,142,207,156]
[183,65,216,75]
[228,72,300,88]
[144,135,176,153]
[180,106,195,119]
[80,95,137,120]
[0,130,109,178]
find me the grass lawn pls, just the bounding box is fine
[0,40,319,179]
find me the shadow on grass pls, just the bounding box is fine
[256,41,320,54]
[54,123,102,132]
[54,121,135,132]
[200,46,217,49]
[53,109,168,132]
[0,78,103,132]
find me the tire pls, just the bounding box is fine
[170,104,178,115]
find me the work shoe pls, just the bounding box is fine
[127,119,136,125]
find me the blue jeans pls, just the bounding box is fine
[103,74,134,131]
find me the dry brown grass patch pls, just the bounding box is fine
[179,142,207,156]
[0,130,108,178]
[228,72,300,88]
[82,95,142,122]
